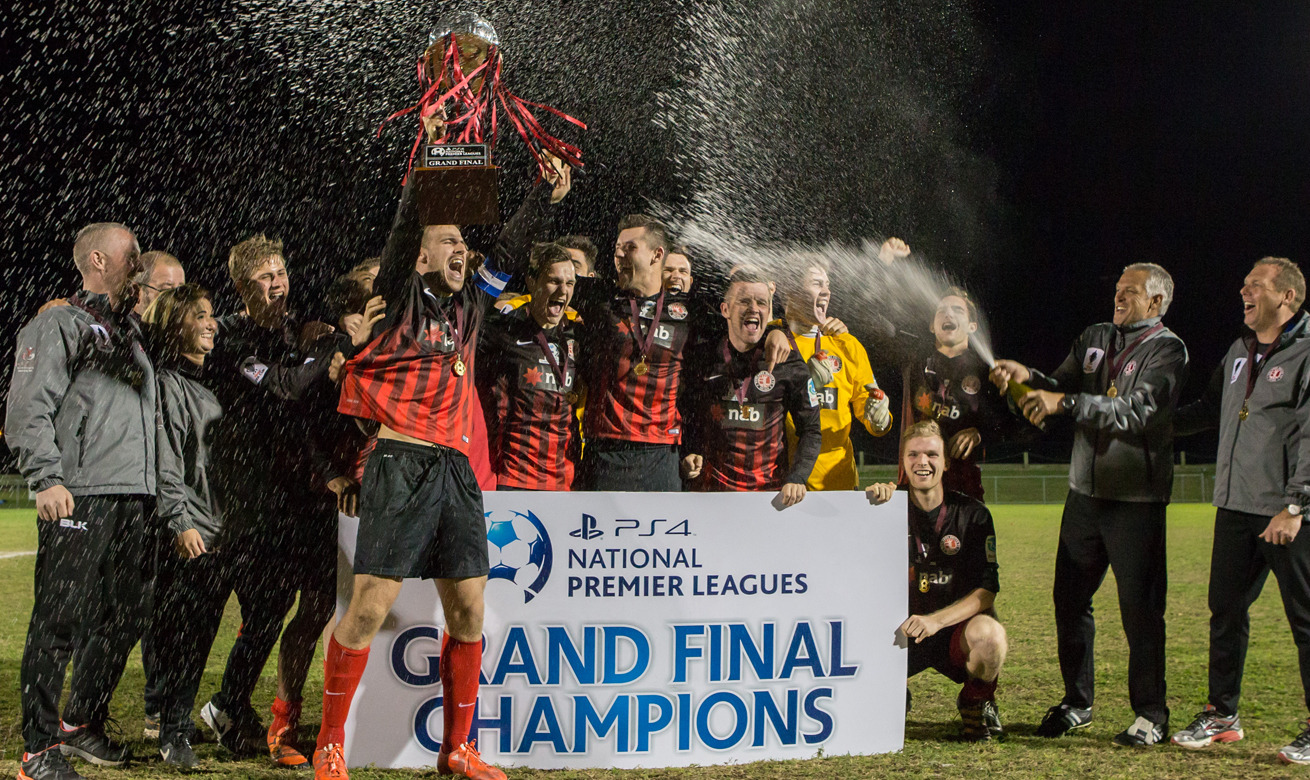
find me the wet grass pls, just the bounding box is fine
[0,503,1308,778]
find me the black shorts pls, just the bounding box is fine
[579,441,681,491]
[907,617,972,683]
[354,438,489,580]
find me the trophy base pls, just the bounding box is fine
[413,166,500,226]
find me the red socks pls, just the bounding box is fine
[271,696,301,735]
[961,675,998,703]
[440,634,483,753]
[317,635,370,750]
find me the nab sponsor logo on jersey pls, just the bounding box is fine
[721,401,767,431]
[1083,347,1105,373]
[817,385,839,410]
[652,322,681,351]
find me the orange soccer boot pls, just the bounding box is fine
[438,740,506,780]
[312,743,349,780]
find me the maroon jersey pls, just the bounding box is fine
[478,306,581,490]
[337,180,552,453]
[684,339,823,491]
[573,286,695,445]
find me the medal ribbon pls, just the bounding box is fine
[535,330,569,391]
[627,293,666,365]
[722,339,761,403]
[1105,322,1164,388]
[911,503,950,564]
[1243,337,1281,410]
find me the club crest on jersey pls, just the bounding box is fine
[668,302,688,320]
[1124,359,1137,376]
[940,535,961,555]
[15,345,35,373]
[1268,365,1286,382]
[242,361,269,385]
[754,370,776,393]
[1231,357,1247,384]
[962,375,981,395]
[1083,347,1105,373]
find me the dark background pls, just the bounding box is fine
[2,1,1308,469]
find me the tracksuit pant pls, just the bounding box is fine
[1207,507,1310,715]
[21,495,154,752]
[1053,490,1169,724]
[153,549,232,739]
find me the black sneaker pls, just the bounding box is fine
[58,721,130,766]
[18,748,86,780]
[201,699,264,756]
[958,693,1005,741]
[1112,715,1169,747]
[1035,703,1093,737]
[1278,719,1310,765]
[143,710,161,740]
[160,727,199,769]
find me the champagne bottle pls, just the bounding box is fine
[1006,379,1046,430]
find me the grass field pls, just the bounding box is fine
[2,503,1309,779]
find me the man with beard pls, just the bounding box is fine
[479,243,582,490]
[313,161,569,780]
[866,420,1007,741]
[904,287,1005,501]
[1170,258,1310,764]
[7,222,153,780]
[681,270,821,505]
[779,255,892,491]
[991,262,1187,746]
[199,234,342,769]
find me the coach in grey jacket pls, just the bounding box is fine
[991,262,1188,746]
[4,222,154,777]
[1169,257,1310,763]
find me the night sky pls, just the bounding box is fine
[2,1,1308,468]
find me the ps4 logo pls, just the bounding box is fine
[570,514,693,540]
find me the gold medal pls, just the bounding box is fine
[452,357,466,376]
[918,572,930,593]
[566,391,580,406]
[1107,381,1118,399]
[1239,402,1249,421]
[633,358,649,377]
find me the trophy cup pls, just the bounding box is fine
[381,12,585,226]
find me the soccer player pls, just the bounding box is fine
[555,234,597,278]
[479,242,582,490]
[866,420,1007,741]
[315,163,569,780]
[681,270,821,505]
[133,250,186,317]
[663,245,694,295]
[779,254,892,490]
[6,222,152,780]
[573,215,790,491]
[201,234,342,768]
[142,284,223,768]
[903,287,1005,501]
[1170,258,1310,762]
[990,263,1187,746]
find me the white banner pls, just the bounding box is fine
[337,490,907,769]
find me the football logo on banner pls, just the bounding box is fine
[485,510,553,603]
[1083,348,1105,373]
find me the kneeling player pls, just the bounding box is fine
[866,420,1007,740]
[681,270,822,506]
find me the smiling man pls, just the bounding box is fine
[990,262,1188,746]
[904,287,1005,501]
[1171,257,1310,763]
[681,270,821,506]
[867,420,1007,741]
[662,245,694,295]
[479,242,582,490]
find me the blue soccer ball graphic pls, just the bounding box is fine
[485,510,553,602]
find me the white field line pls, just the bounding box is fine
[0,550,36,560]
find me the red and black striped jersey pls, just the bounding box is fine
[337,180,553,454]
[573,283,702,445]
[684,339,823,491]
[478,306,581,490]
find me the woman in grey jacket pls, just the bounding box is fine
[142,284,223,768]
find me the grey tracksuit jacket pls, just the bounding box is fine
[156,358,225,546]
[1175,310,1310,516]
[1030,316,1189,503]
[4,292,156,496]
